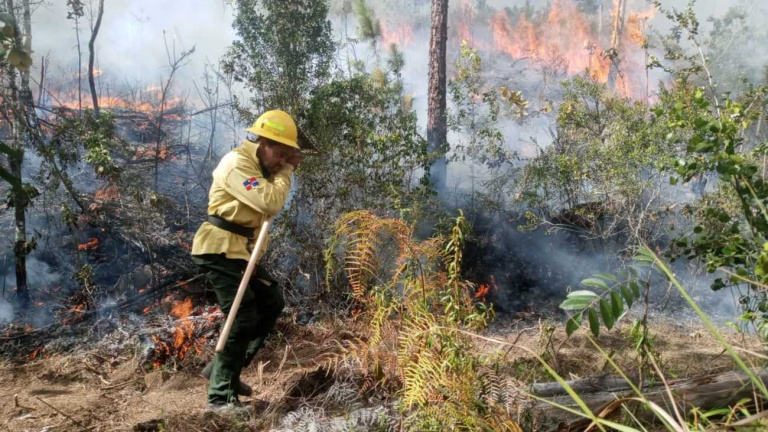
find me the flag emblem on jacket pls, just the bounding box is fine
[243,177,259,191]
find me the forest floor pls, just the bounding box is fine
[1,309,759,432]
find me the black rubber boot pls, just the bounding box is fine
[201,359,253,397]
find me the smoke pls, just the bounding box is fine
[31,0,238,100]
[8,0,763,325]
[344,0,767,319]
[0,257,61,324]
[0,299,12,323]
[1,257,63,293]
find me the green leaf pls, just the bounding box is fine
[670,176,678,185]
[630,281,641,297]
[594,272,618,282]
[559,297,592,311]
[7,46,32,71]
[634,249,655,265]
[581,277,610,290]
[567,290,599,299]
[611,291,624,318]
[620,285,634,308]
[600,299,614,330]
[566,312,583,337]
[588,308,600,337]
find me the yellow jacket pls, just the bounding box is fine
[191,140,293,261]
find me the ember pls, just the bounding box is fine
[77,237,99,251]
[474,275,499,302]
[94,185,121,201]
[133,145,170,161]
[475,284,490,300]
[29,345,45,360]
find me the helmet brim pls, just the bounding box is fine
[246,127,300,150]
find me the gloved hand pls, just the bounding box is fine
[286,151,302,170]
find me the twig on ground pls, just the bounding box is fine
[277,344,290,376]
[14,394,36,411]
[35,396,91,431]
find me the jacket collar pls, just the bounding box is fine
[241,139,261,167]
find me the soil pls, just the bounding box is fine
[0,313,761,432]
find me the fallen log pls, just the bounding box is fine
[532,375,636,397]
[533,368,768,429]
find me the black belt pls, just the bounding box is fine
[206,215,256,240]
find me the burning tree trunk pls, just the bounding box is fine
[427,0,448,190]
[607,0,627,90]
[88,0,104,117]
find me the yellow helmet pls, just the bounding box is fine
[246,110,300,150]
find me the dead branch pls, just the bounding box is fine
[35,396,92,431]
[535,368,768,427]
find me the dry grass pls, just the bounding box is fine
[0,313,760,431]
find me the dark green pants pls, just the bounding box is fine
[192,253,285,404]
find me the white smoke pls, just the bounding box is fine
[0,299,13,323]
[31,0,238,96]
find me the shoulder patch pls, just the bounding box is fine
[243,177,260,191]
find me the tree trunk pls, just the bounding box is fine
[427,0,448,191]
[2,0,30,309]
[607,0,626,90]
[75,16,82,112]
[88,0,104,117]
[9,153,29,309]
[533,369,768,426]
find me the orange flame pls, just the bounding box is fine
[47,81,189,114]
[170,298,193,319]
[133,145,169,161]
[149,297,209,367]
[475,284,490,300]
[380,20,414,48]
[457,0,475,45]
[77,238,99,251]
[627,11,654,46]
[490,1,612,82]
[29,346,45,360]
[94,185,121,200]
[488,0,655,97]
[474,275,499,302]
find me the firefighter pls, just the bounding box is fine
[191,109,301,410]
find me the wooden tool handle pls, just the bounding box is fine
[215,215,274,353]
